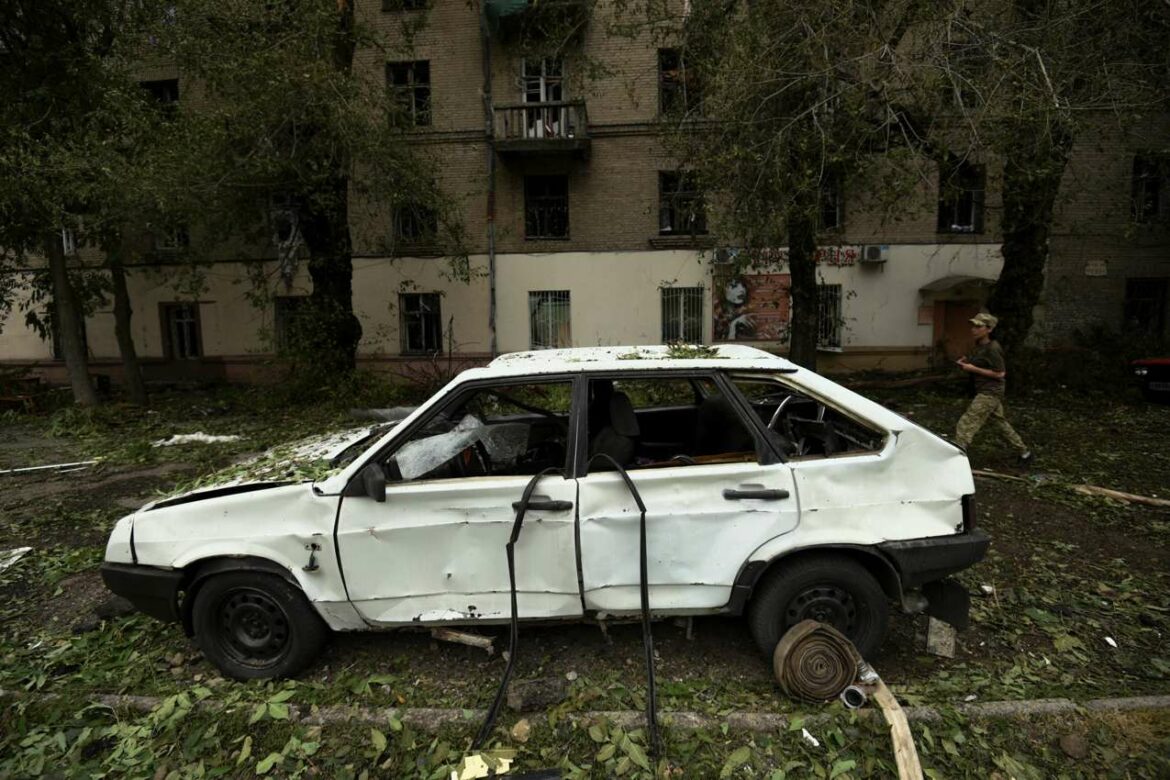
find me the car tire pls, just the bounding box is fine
[191,571,328,680]
[747,554,889,661]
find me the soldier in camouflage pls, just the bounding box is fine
[954,312,1033,465]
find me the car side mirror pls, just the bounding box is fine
[361,462,386,503]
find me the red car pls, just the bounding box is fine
[1132,358,1170,401]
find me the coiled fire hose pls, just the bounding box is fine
[773,620,924,780]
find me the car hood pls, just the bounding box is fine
[142,422,398,511]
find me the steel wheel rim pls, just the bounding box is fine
[214,587,291,668]
[785,585,859,637]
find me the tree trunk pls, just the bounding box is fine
[786,209,819,370]
[987,124,1073,355]
[46,233,99,406]
[300,171,361,377]
[108,249,147,405]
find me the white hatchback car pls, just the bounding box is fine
[102,345,988,679]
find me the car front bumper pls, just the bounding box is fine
[101,563,184,623]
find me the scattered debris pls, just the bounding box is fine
[565,671,578,682]
[1105,636,1118,648]
[0,461,98,476]
[925,617,957,658]
[431,628,495,655]
[964,694,978,702]
[1071,484,1170,508]
[152,433,244,447]
[1059,733,1089,760]
[0,547,32,573]
[506,677,569,713]
[979,584,995,596]
[801,728,820,748]
[510,718,531,743]
[451,749,516,779]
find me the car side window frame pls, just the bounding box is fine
[344,373,585,491]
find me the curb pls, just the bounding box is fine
[3,689,1169,732]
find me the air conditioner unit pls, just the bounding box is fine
[861,244,889,264]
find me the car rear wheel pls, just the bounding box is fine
[192,572,328,680]
[747,554,889,660]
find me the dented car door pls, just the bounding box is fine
[335,379,582,625]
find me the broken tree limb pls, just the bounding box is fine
[871,679,925,780]
[1070,484,1170,508]
[431,628,495,655]
[972,469,1028,482]
[0,460,99,476]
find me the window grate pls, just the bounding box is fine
[529,291,571,350]
[400,293,443,354]
[661,287,704,343]
[817,284,842,350]
[162,303,202,360]
[524,176,569,239]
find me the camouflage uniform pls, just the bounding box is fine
[954,339,1028,454]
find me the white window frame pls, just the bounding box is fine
[660,286,704,344]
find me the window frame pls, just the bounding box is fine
[660,286,704,344]
[386,60,432,127]
[528,290,572,350]
[820,174,844,231]
[399,292,444,355]
[658,171,707,236]
[937,159,986,234]
[658,48,699,117]
[393,202,439,245]
[1132,154,1168,224]
[524,175,570,240]
[160,302,203,360]
[817,284,843,351]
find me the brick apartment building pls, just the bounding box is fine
[2,0,1167,384]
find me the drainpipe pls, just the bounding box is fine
[480,3,498,357]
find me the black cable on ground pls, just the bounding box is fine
[587,454,660,758]
[472,466,564,750]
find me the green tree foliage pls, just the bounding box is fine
[153,0,464,380]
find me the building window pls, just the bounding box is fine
[658,172,707,235]
[154,225,189,252]
[529,291,571,349]
[937,159,985,233]
[820,175,843,231]
[1123,277,1167,336]
[140,78,179,105]
[817,284,843,350]
[524,175,569,239]
[273,295,307,353]
[394,203,438,244]
[61,226,79,256]
[1132,155,1168,224]
[386,61,431,126]
[659,49,699,116]
[400,293,443,354]
[161,303,202,360]
[661,287,704,344]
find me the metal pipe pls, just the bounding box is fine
[840,685,868,709]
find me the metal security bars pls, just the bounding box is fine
[400,293,443,354]
[661,287,704,343]
[817,284,843,350]
[529,290,571,349]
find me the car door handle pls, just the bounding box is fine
[511,499,574,512]
[723,488,790,501]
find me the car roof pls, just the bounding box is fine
[458,345,796,381]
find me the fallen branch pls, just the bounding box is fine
[0,460,99,476]
[972,469,1028,483]
[1070,484,1170,508]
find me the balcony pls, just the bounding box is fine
[493,101,590,158]
[485,0,591,43]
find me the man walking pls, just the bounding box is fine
[954,312,1032,464]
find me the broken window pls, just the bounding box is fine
[161,302,202,360]
[817,284,843,350]
[728,374,885,459]
[1132,154,1169,224]
[659,48,700,116]
[1123,277,1168,336]
[384,380,573,482]
[529,290,571,349]
[586,376,759,469]
[658,171,707,235]
[937,158,985,233]
[400,292,443,354]
[386,60,431,126]
[820,174,843,231]
[661,287,704,344]
[524,175,569,239]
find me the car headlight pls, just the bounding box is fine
[1134,367,1149,377]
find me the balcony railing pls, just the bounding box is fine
[492,101,590,158]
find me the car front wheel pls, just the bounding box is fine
[747,554,889,661]
[192,572,328,680]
